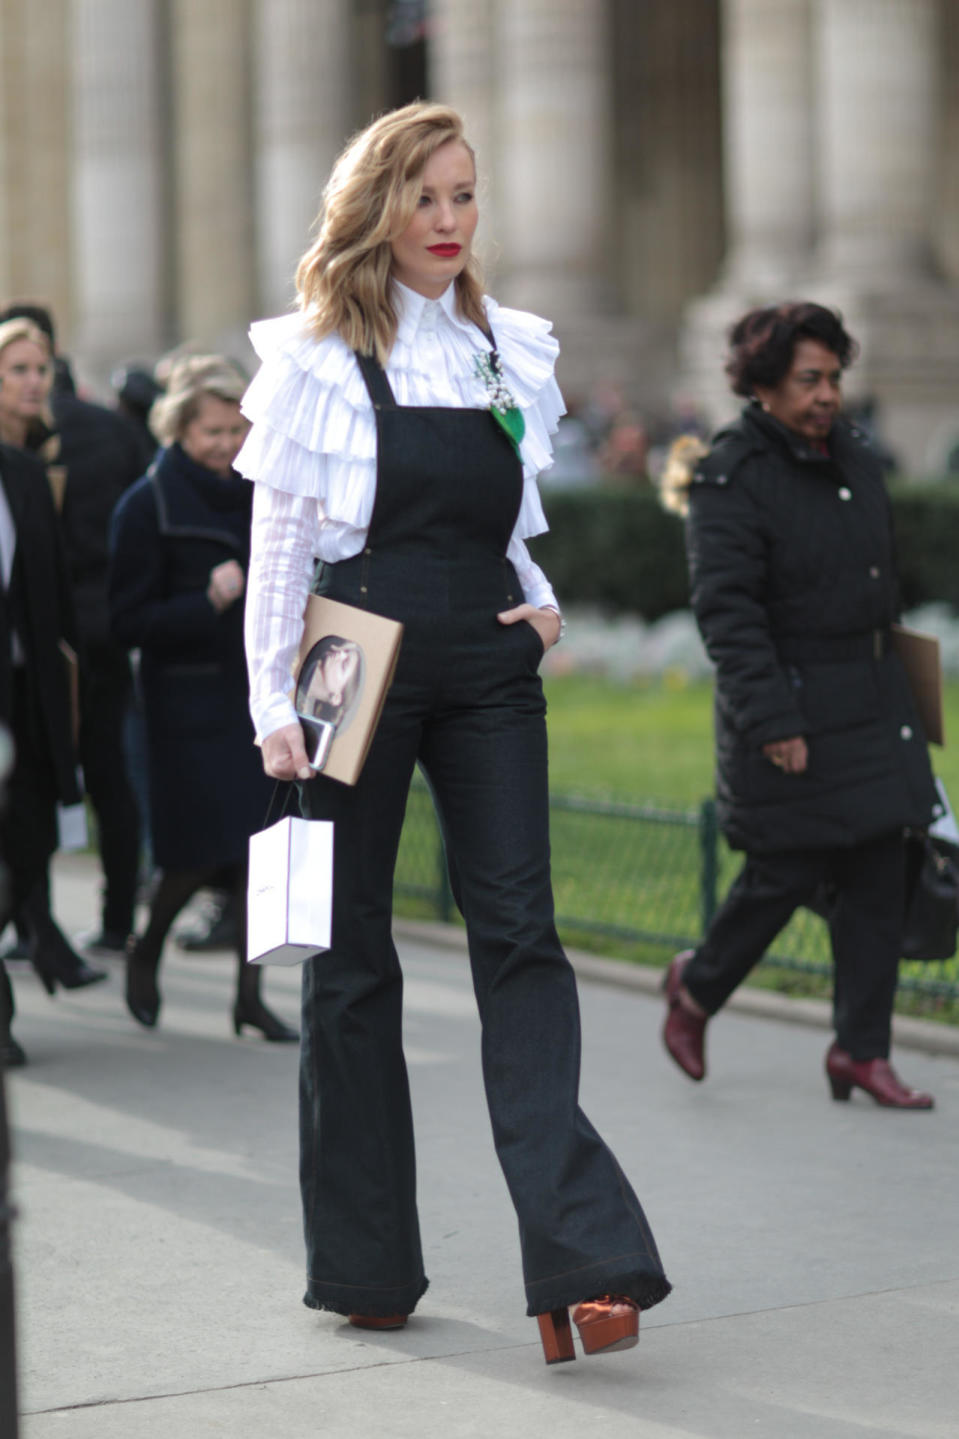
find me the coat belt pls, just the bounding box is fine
[776,628,891,664]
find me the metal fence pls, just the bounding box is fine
[394,777,959,1015]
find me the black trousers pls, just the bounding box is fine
[298,590,669,1319]
[0,673,58,1045]
[78,645,140,936]
[683,830,905,1060]
[2,672,58,917]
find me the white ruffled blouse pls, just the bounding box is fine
[238,279,566,740]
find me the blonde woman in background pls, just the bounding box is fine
[0,317,105,1019]
[109,356,296,1042]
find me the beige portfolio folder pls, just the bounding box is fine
[290,595,404,786]
[891,623,944,747]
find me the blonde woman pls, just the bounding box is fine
[0,317,55,450]
[240,102,670,1360]
[0,318,105,1027]
[108,356,296,1042]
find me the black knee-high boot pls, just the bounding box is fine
[126,867,215,1028]
[20,878,106,996]
[231,863,297,1043]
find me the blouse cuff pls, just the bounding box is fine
[508,536,558,611]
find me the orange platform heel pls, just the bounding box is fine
[348,1313,408,1330]
[571,1295,640,1355]
[537,1307,575,1364]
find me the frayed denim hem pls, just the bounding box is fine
[303,1275,428,1319]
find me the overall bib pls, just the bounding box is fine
[297,350,671,1319]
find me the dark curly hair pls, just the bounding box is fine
[725,302,859,398]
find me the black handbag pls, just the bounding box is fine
[901,831,959,962]
[805,830,959,963]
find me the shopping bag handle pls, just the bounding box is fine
[262,780,296,831]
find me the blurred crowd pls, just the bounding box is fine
[0,303,295,1068]
[543,380,710,490]
[545,383,904,491]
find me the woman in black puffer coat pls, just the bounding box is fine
[109,356,296,1043]
[659,302,938,1109]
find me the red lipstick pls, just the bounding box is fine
[428,244,461,257]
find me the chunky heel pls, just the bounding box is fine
[825,1042,933,1109]
[537,1308,575,1364]
[572,1296,639,1355]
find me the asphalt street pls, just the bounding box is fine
[4,851,958,1438]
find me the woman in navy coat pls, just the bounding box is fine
[109,356,296,1041]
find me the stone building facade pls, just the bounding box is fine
[0,0,957,471]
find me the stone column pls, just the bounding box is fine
[721,0,815,291]
[0,0,72,336]
[814,0,939,283]
[428,1,498,279]
[939,0,959,279]
[679,0,816,433]
[495,0,613,319]
[170,0,255,356]
[70,0,166,373]
[807,0,959,474]
[252,0,352,316]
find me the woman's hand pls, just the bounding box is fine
[496,603,562,652]
[261,723,314,781]
[762,736,808,774]
[207,559,245,613]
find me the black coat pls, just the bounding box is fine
[108,443,273,869]
[0,443,80,805]
[685,404,939,853]
[52,384,149,650]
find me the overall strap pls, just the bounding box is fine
[353,350,396,411]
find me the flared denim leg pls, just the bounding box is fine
[420,623,670,1316]
[297,680,427,1319]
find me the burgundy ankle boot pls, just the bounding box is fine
[825,1043,934,1109]
[662,951,707,1081]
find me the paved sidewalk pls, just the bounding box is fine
[4,853,958,1437]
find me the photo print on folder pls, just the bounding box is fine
[294,634,366,773]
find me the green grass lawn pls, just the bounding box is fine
[542,673,714,806]
[542,670,959,808]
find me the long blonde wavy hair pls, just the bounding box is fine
[295,101,487,364]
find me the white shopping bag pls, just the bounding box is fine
[57,767,88,851]
[57,801,89,852]
[247,816,333,965]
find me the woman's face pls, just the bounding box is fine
[390,140,478,300]
[0,337,52,426]
[180,393,250,477]
[306,646,359,711]
[755,338,843,443]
